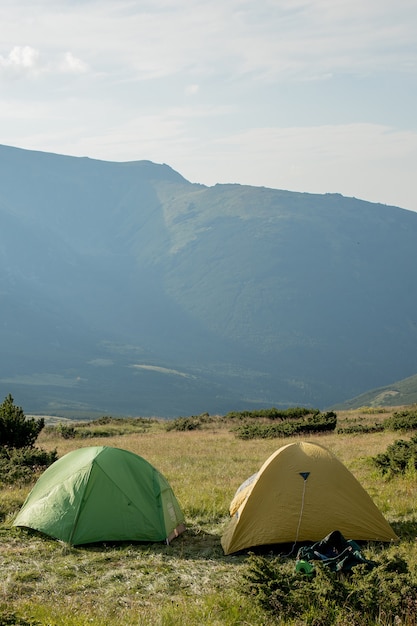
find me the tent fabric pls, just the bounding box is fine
[229,472,258,516]
[13,446,185,545]
[221,441,398,555]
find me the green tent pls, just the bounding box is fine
[13,446,185,545]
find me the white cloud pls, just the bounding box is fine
[0,46,40,76]
[0,45,88,79]
[1,1,415,82]
[59,52,89,74]
[0,1,416,212]
[8,45,38,68]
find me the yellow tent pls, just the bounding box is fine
[221,441,398,555]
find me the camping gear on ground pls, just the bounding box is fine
[295,559,315,576]
[296,530,377,573]
[13,446,185,545]
[221,441,398,554]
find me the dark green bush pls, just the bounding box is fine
[373,435,417,475]
[337,423,384,434]
[225,406,317,420]
[54,423,116,439]
[0,446,58,485]
[234,411,337,439]
[242,552,417,625]
[165,413,211,432]
[56,424,76,439]
[0,605,41,626]
[383,409,417,432]
[0,395,56,485]
[166,416,202,431]
[52,416,157,439]
[77,428,115,438]
[0,394,44,448]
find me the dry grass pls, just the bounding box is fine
[1,407,417,625]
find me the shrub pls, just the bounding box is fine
[0,605,41,626]
[337,423,384,434]
[357,406,387,414]
[0,394,44,448]
[165,413,211,432]
[234,411,337,439]
[242,552,417,625]
[0,395,57,485]
[383,409,417,432]
[76,428,115,438]
[0,446,58,485]
[166,416,202,431]
[225,406,317,420]
[56,424,77,439]
[53,416,157,439]
[373,435,417,475]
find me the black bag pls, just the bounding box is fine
[296,530,376,572]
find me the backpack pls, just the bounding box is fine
[296,530,376,573]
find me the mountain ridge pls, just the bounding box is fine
[1,144,416,417]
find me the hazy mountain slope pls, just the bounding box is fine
[332,373,417,410]
[1,144,416,417]
[157,183,417,399]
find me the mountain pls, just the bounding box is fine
[1,144,417,417]
[332,373,417,410]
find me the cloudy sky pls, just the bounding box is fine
[1,0,416,211]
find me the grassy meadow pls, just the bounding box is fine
[1,408,417,625]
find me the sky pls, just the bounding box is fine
[1,0,417,211]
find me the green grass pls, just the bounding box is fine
[2,407,417,625]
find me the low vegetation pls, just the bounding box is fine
[233,410,337,439]
[0,395,57,486]
[0,394,45,448]
[51,416,157,440]
[382,408,417,432]
[243,552,417,625]
[373,434,417,476]
[165,413,212,432]
[2,399,417,624]
[224,407,314,420]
